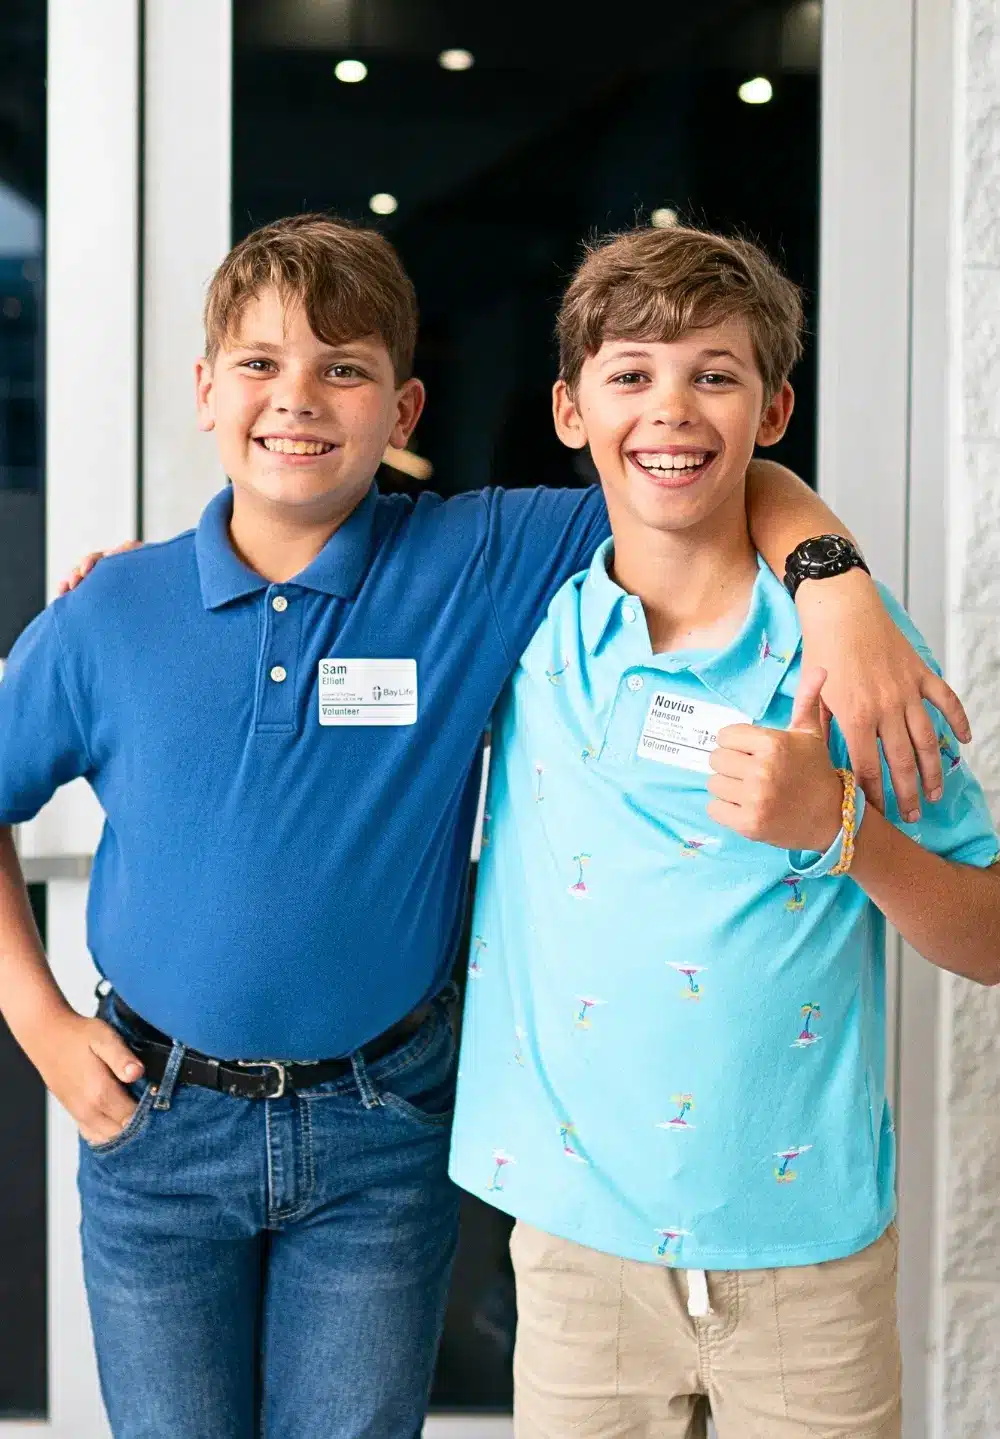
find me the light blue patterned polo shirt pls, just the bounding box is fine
[449,541,998,1269]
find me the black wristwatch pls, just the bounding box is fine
[783,534,871,600]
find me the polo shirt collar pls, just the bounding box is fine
[691,561,802,720]
[195,485,379,610]
[580,539,633,654]
[580,538,801,721]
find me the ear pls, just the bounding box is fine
[755,381,795,448]
[389,377,426,449]
[552,378,588,450]
[195,358,216,433]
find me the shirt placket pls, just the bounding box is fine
[255,585,304,733]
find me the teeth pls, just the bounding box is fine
[634,453,708,472]
[261,438,334,455]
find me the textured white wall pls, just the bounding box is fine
[938,2,1000,1434]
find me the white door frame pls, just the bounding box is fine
[6,2,141,1433]
[25,1,947,1434]
[819,3,953,1437]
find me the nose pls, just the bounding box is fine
[648,381,695,428]
[272,366,321,419]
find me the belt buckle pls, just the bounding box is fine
[236,1059,288,1099]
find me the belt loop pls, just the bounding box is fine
[350,1050,383,1110]
[153,1040,187,1111]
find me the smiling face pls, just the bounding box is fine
[553,321,793,542]
[195,286,424,522]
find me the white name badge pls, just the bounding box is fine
[318,659,418,727]
[637,690,750,773]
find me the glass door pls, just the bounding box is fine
[231,2,821,1420]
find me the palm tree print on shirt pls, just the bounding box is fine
[658,1094,695,1131]
[488,1149,515,1191]
[668,962,707,1001]
[654,1227,691,1263]
[680,836,719,859]
[793,1002,822,1048]
[759,632,791,665]
[574,996,606,1029]
[774,1144,812,1183]
[939,735,962,774]
[568,854,591,897]
[782,875,806,911]
[560,1124,588,1163]
[546,657,570,685]
[469,936,487,978]
[514,1025,526,1067]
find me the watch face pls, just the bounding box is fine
[801,535,849,569]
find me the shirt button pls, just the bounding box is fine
[270,665,287,684]
[622,604,637,623]
[627,674,644,692]
[272,595,288,613]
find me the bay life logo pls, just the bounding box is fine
[373,684,382,701]
[654,694,695,716]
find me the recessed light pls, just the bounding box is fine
[738,76,773,105]
[369,193,398,216]
[651,208,679,229]
[439,48,474,71]
[335,59,368,84]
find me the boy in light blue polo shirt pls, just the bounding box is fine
[450,226,1000,1438]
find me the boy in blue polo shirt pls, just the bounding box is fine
[0,214,977,1437]
[450,226,1000,1438]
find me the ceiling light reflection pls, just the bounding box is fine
[439,48,474,71]
[738,77,774,104]
[335,59,368,83]
[369,193,398,216]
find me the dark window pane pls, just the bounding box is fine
[0,888,47,1419]
[0,0,48,1417]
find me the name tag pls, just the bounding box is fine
[637,691,749,773]
[318,659,418,727]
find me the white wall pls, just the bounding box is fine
[934,3,1000,1435]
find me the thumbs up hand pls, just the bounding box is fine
[707,666,845,852]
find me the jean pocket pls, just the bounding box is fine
[377,1009,458,1129]
[83,1080,157,1156]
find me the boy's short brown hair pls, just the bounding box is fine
[204,213,418,382]
[557,225,804,399]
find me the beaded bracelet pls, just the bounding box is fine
[829,769,858,877]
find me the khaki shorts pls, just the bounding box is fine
[510,1220,901,1439]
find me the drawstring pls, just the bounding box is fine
[686,1269,713,1317]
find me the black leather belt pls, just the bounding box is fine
[111,994,432,1101]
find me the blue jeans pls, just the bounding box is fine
[78,987,461,1439]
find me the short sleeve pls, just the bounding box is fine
[830,587,999,870]
[0,604,92,824]
[481,486,609,662]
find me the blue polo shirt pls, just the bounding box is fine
[0,484,608,1059]
[449,541,999,1268]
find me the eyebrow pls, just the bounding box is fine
[599,347,654,366]
[598,344,750,368]
[698,348,749,367]
[229,339,377,358]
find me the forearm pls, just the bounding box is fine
[0,828,74,1053]
[850,808,1000,985]
[745,459,857,577]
